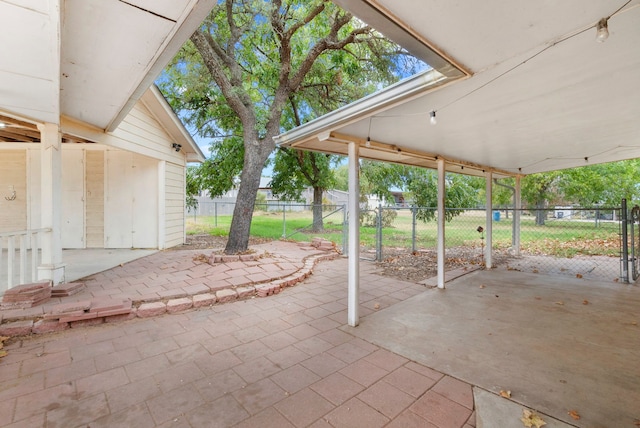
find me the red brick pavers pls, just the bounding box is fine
[0,257,475,427]
[28,241,321,307]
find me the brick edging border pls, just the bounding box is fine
[0,251,341,337]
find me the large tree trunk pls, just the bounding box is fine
[535,201,546,226]
[225,137,273,254]
[311,186,324,232]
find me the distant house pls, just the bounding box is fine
[191,178,352,216]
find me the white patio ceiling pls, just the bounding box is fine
[276,0,640,178]
[0,0,214,131]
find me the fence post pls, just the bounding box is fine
[621,198,629,283]
[214,202,218,227]
[412,206,417,253]
[282,204,287,238]
[376,203,383,262]
[342,204,348,256]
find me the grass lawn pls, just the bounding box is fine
[187,208,620,257]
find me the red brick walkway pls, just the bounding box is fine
[0,245,476,427]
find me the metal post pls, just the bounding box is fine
[282,205,286,238]
[412,206,417,253]
[214,202,218,227]
[514,176,521,256]
[347,142,360,327]
[485,171,493,269]
[376,203,383,262]
[342,204,348,257]
[437,158,446,288]
[621,198,629,283]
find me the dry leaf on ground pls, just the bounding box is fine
[500,390,511,398]
[554,301,564,306]
[576,273,583,278]
[567,410,580,420]
[521,409,547,428]
[582,300,589,305]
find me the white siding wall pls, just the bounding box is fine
[2,97,191,249]
[85,150,104,247]
[165,162,185,247]
[0,150,27,232]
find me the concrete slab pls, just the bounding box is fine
[344,269,640,428]
[474,388,574,428]
[63,249,158,282]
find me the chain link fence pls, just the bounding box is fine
[368,206,622,282]
[187,202,624,282]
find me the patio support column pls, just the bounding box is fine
[38,122,65,284]
[347,141,360,326]
[514,175,521,256]
[485,170,493,269]
[437,158,446,289]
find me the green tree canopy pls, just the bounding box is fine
[160,0,422,253]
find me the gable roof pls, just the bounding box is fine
[141,86,205,163]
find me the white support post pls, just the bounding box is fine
[485,171,493,269]
[514,175,521,256]
[437,158,446,289]
[38,122,65,284]
[347,141,360,327]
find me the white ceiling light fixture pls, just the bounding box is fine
[429,110,437,125]
[596,18,609,42]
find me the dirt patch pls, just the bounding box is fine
[175,235,511,284]
[374,247,511,283]
[170,234,273,250]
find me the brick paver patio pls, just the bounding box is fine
[0,246,476,427]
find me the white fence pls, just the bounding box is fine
[0,228,50,295]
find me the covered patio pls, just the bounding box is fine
[273,1,640,426]
[0,0,211,293]
[274,0,640,325]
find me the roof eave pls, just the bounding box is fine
[143,85,205,163]
[274,69,454,148]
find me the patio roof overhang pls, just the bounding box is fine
[0,0,214,132]
[275,0,640,178]
[0,0,211,162]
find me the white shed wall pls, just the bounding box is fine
[165,161,186,248]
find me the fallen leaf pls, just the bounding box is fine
[614,278,619,282]
[521,409,547,428]
[532,269,539,273]
[0,350,7,358]
[555,301,564,306]
[479,284,486,289]
[633,418,640,426]
[500,390,511,398]
[576,273,583,279]
[534,297,541,300]
[568,410,580,420]
[373,303,381,310]
[582,300,589,305]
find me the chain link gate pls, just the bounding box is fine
[629,204,640,281]
[358,204,382,261]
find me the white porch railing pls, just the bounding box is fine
[0,228,51,295]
